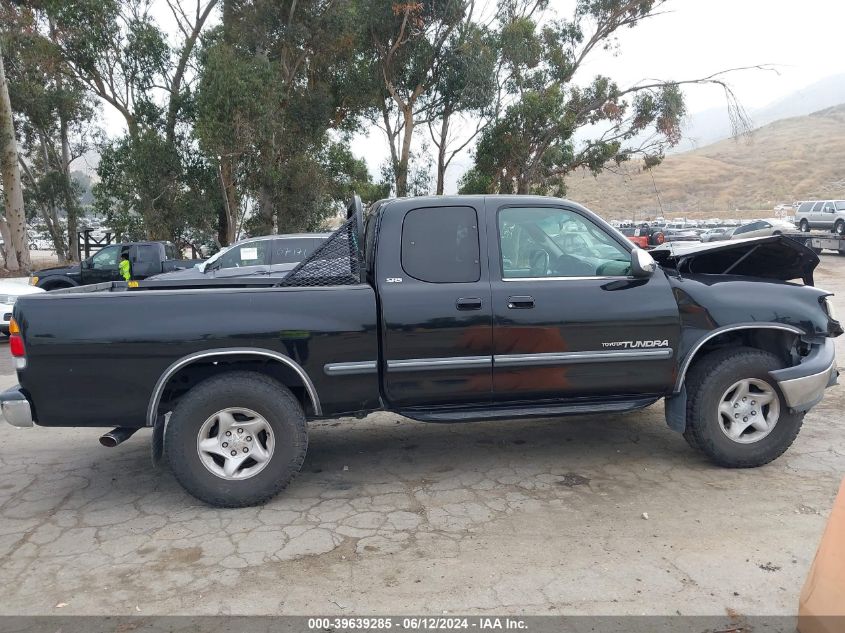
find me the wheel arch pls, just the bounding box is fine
[674,323,804,394]
[148,348,322,427]
[38,276,78,290]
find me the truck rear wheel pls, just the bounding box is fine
[799,219,809,232]
[165,371,308,507]
[835,220,845,236]
[683,347,803,468]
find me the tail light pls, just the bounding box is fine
[8,318,26,369]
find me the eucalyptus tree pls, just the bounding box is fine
[196,0,376,236]
[41,0,220,241]
[461,0,750,195]
[361,0,475,197]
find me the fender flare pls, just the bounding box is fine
[38,275,79,289]
[665,322,804,433]
[673,322,804,394]
[146,347,322,427]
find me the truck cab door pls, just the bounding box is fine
[131,244,161,278]
[487,202,680,402]
[810,201,824,228]
[84,244,122,284]
[822,201,836,229]
[376,200,492,408]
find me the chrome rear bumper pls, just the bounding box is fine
[771,339,838,412]
[0,386,33,428]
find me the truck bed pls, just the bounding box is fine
[16,283,381,427]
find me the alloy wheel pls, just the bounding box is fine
[717,378,780,444]
[196,407,275,480]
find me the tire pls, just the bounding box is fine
[799,219,809,232]
[835,220,844,236]
[683,347,803,468]
[165,371,308,508]
[40,280,74,291]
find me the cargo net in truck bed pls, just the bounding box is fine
[277,214,364,287]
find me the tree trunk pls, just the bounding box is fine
[219,158,238,245]
[60,96,79,262]
[0,45,29,272]
[39,135,68,263]
[256,181,275,235]
[395,106,415,197]
[435,114,450,195]
[0,218,16,269]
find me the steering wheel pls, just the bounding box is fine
[551,253,594,277]
[529,249,550,276]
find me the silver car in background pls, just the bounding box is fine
[150,233,330,281]
[730,218,796,240]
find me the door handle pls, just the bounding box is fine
[507,295,535,309]
[456,297,483,311]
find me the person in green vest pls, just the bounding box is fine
[119,252,131,281]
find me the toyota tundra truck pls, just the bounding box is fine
[1,196,840,507]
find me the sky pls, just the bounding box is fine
[109,0,845,192]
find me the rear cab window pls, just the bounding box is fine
[400,206,480,283]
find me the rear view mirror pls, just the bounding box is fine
[631,248,656,278]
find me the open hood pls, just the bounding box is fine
[650,235,819,285]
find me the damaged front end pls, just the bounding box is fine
[650,235,820,285]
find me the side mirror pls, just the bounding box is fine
[631,248,656,278]
[81,260,91,270]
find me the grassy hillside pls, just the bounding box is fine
[566,104,845,220]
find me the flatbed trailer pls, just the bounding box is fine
[784,231,845,255]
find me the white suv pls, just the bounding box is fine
[795,200,845,234]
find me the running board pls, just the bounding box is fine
[399,396,660,423]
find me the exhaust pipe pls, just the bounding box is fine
[99,427,139,448]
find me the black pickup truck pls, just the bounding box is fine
[30,241,202,290]
[2,196,840,507]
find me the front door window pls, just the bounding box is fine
[498,207,631,278]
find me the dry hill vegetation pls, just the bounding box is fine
[566,104,845,220]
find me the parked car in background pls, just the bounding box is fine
[150,233,331,281]
[29,237,53,251]
[663,228,699,242]
[30,242,202,290]
[620,224,665,249]
[731,218,796,240]
[795,200,845,233]
[0,281,44,336]
[700,227,734,242]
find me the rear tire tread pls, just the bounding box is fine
[165,371,308,508]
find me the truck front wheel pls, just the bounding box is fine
[165,371,308,507]
[683,347,803,468]
[799,219,809,232]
